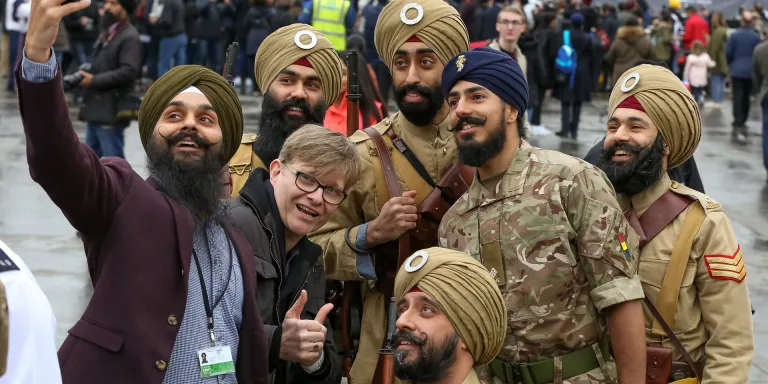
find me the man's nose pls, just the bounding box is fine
[395,308,416,332]
[306,187,324,205]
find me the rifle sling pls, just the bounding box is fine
[363,127,410,266]
[627,191,695,248]
[385,129,437,188]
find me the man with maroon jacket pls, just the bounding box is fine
[682,5,710,50]
[17,0,269,382]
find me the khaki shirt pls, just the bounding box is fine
[310,111,457,280]
[438,142,644,364]
[619,174,754,383]
[228,133,267,198]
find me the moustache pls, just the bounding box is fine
[450,115,488,132]
[279,98,313,119]
[605,142,648,158]
[393,330,428,348]
[163,132,217,149]
[396,84,435,100]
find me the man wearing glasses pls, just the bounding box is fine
[487,7,527,67]
[228,124,360,383]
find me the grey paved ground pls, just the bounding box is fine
[1,88,766,381]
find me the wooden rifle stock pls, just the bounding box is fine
[372,298,397,384]
[346,50,361,136]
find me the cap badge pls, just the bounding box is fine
[456,54,466,72]
[400,3,424,25]
[294,30,318,50]
[620,72,640,93]
[404,250,429,273]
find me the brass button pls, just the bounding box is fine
[250,134,257,140]
[442,147,447,154]
[670,181,679,189]
[155,360,167,371]
[384,118,391,126]
[167,314,178,326]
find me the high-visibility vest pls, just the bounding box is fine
[312,0,349,51]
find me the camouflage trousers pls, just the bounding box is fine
[476,359,618,384]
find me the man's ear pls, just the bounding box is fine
[506,104,519,125]
[269,159,282,187]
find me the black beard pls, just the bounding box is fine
[394,83,445,126]
[393,330,459,382]
[454,107,507,167]
[596,135,666,196]
[254,91,326,164]
[146,133,225,222]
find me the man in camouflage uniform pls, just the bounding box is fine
[438,48,647,383]
[596,64,754,382]
[228,24,342,197]
[309,0,470,382]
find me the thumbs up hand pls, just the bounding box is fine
[280,290,334,366]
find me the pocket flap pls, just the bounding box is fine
[255,257,278,279]
[68,319,125,352]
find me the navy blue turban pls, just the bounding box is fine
[441,48,529,115]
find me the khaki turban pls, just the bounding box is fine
[254,24,342,109]
[374,0,469,72]
[394,247,506,367]
[138,65,243,162]
[608,64,701,168]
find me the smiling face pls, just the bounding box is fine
[152,91,225,165]
[268,64,326,120]
[447,80,518,167]
[393,290,463,382]
[270,160,346,243]
[391,41,447,126]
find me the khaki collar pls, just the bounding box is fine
[460,369,481,384]
[457,140,531,214]
[622,173,672,216]
[393,111,452,143]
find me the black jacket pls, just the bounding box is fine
[63,3,100,42]
[153,0,185,37]
[228,169,342,384]
[81,21,142,127]
[552,26,594,103]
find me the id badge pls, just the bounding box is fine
[197,345,235,377]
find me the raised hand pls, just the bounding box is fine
[280,290,334,366]
[26,0,92,63]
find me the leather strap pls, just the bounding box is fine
[385,129,436,187]
[363,127,411,265]
[627,191,695,248]
[644,295,702,381]
[652,203,706,336]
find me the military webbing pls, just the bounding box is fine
[651,203,706,336]
[489,337,611,384]
[385,129,436,188]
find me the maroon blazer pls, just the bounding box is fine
[15,68,268,383]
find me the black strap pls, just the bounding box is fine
[385,129,436,188]
[191,227,235,344]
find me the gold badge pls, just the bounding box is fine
[456,55,466,72]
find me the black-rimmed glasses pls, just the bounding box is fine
[281,162,348,205]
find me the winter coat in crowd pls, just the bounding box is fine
[726,26,761,80]
[474,3,502,42]
[63,3,100,41]
[650,22,673,62]
[242,4,272,56]
[602,12,619,42]
[683,53,715,87]
[518,32,546,107]
[53,20,71,54]
[552,27,594,103]
[153,0,185,37]
[707,25,728,75]
[604,25,652,87]
[532,25,561,89]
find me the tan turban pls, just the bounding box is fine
[394,247,506,367]
[138,65,243,162]
[608,64,701,168]
[254,24,342,109]
[374,0,469,72]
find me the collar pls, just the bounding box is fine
[461,369,482,384]
[394,110,452,143]
[457,140,531,214]
[624,173,672,216]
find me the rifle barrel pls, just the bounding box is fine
[223,42,239,87]
[346,50,362,136]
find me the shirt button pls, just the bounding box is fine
[167,314,178,326]
[443,147,447,154]
[155,360,167,371]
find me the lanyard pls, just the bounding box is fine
[191,232,234,346]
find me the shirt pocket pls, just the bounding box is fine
[499,196,581,322]
[254,256,278,321]
[639,260,698,332]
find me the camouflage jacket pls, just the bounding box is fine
[438,142,644,363]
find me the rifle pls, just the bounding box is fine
[340,49,364,380]
[345,50,362,137]
[223,42,239,87]
[372,298,396,384]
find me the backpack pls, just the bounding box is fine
[555,29,577,88]
[596,29,611,50]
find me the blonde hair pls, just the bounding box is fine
[691,40,704,55]
[499,6,528,26]
[279,124,361,187]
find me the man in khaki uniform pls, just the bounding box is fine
[309,0,470,382]
[393,247,506,384]
[596,64,754,382]
[438,48,647,383]
[228,23,342,197]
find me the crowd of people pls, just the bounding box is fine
[0,0,763,383]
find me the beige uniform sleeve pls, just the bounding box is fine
[692,211,754,383]
[567,168,644,312]
[309,150,380,281]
